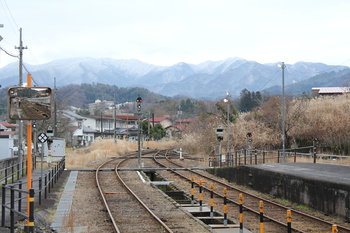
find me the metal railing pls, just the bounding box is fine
[0,158,27,185]
[209,146,324,167]
[1,157,65,233]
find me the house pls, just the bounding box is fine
[149,116,173,129]
[165,118,195,139]
[61,110,97,146]
[0,122,17,158]
[312,87,350,97]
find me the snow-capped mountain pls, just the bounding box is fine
[0,57,348,99]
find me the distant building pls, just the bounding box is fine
[312,87,350,97]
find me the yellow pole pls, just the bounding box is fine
[26,74,33,228]
[332,225,338,233]
[259,201,264,233]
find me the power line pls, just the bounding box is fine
[0,45,18,58]
[260,66,281,91]
[287,59,350,75]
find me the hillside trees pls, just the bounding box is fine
[239,88,263,112]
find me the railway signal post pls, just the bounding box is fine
[216,126,224,167]
[136,95,143,167]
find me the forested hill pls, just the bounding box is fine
[57,83,168,108]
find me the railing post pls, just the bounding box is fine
[263,151,266,164]
[11,165,14,183]
[5,169,7,185]
[18,181,22,213]
[48,172,51,194]
[235,151,238,166]
[39,177,42,205]
[313,141,317,164]
[277,150,280,163]
[10,187,14,233]
[45,174,48,199]
[1,185,6,227]
[244,149,247,165]
[254,149,257,164]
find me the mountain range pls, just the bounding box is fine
[0,57,349,99]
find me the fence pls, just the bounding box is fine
[0,157,27,185]
[209,146,319,167]
[1,157,65,233]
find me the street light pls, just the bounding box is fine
[279,62,286,162]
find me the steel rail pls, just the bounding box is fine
[96,150,173,233]
[115,155,174,233]
[156,151,350,233]
[95,158,121,233]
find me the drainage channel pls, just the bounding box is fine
[141,171,253,233]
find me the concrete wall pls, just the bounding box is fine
[207,166,350,221]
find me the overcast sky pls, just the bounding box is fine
[1,0,350,68]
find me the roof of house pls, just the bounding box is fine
[175,118,195,123]
[152,117,168,122]
[88,115,140,120]
[0,131,16,136]
[0,122,17,128]
[312,87,350,94]
[61,110,86,120]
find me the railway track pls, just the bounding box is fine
[152,150,350,233]
[95,150,173,233]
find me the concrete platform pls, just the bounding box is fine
[207,162,350,221]
[254,163,350,186]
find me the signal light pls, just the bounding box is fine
[136,95,142,103]
[247,132,252,137]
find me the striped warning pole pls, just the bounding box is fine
[239,193,243,232]
[223,188,228,225]
[210,184,214,217]
[191,176,195,205]
[332,225,338,233]
[28,188,35,233]
[287,209,292,233]
[199,181,203,211]
[259,201,264,233]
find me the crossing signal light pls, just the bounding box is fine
[247,132,252,137]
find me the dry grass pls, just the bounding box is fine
[65,138,178,169]
[181,94,350,156]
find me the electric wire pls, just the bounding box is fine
[259,66,281,91]
[286,58,350,75]
[0,45,18,58]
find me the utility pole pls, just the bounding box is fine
[114,93,117,143]
[15,28,27,176]
[54,77,57,137]
[224,92,231,154]
[0,24,3,42]
[281,62,286,162]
